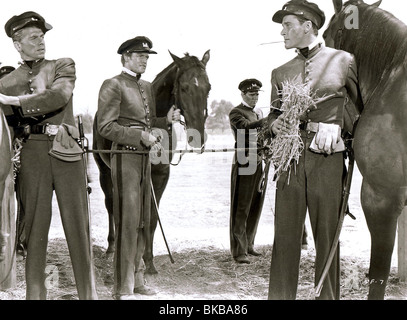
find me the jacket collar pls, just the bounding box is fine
[19,58,45,69]
[122,67,141,80]
[296,39,323,59]
[241,101,255,110]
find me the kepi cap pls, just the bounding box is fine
[0,66,15,79]
[117,36,157,54]
[239,79,262,93]
[5,11,53,37]
[272,0,325,30]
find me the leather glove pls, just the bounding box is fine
[141,131,157,147]
[55,124,80,149]
[149,142,166,164]
[167,105,181,124]
[310,122,345,154]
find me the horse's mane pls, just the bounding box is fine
[153,53,206,87]
[343,1,407,82]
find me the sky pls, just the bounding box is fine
[0,0,406,116]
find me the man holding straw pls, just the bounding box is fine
[267,0,361,300]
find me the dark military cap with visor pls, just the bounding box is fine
[5,11,53,37]
[272,0,326,30]
[0,66,15,78]
[238,79,263,93]
[117,36,157,55]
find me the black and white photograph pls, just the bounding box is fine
[0,0,407,308]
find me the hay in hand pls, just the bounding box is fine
[258,79,319,182]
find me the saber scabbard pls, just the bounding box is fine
[77,116,94,262]
[315,139,355,297]
[150,177,174,264]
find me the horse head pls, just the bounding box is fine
[169,50,211,149]
[323,0,382,49]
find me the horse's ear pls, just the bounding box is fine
[333,0,343,14]
[371,0,382,7]
[201,50,210,67]
[169,50,184,67]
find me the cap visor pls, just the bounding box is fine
[273,10,305,24]
[127,49,157,54]
[44,22,53,32]
[272,10,289,24]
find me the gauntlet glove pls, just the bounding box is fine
[55,124,80,149]
[141,131,157,147]
[49,124,82,162]
[310,123,345,154]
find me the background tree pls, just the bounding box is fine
[205,99,234,131]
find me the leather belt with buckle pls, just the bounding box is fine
[299,121,319,133]
[30,123,60,136]
[129,125,147,131]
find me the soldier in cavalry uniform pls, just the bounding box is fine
[0,11,98,299]
[97,36,180,300]
[267,0,362,300]
[229,79,266,264]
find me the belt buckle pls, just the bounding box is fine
[45,124,59,136]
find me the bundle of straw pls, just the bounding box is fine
[258,79,318,182]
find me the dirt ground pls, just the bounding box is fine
[1,132,407,300]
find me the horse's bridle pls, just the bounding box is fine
[168,63,209,165]
[335,26,345,50]
[171,63,209,124]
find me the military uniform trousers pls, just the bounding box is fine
[230,160,264,258]
[18,135,97,300]
[268,133,344,300]
[111,145,151,297]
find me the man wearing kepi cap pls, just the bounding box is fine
[0,11,98,299]
[97,36,180,300]
[267,1,362,299]
[229,79,266,264]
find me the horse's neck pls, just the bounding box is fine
[356,57,388,106]
[348,7,407,107]
[153,64,178,117]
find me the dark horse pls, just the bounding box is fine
[93,50,211,274]
[0,108,15,289]
[323,0,407,299]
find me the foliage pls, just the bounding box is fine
[205,99,234,131]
